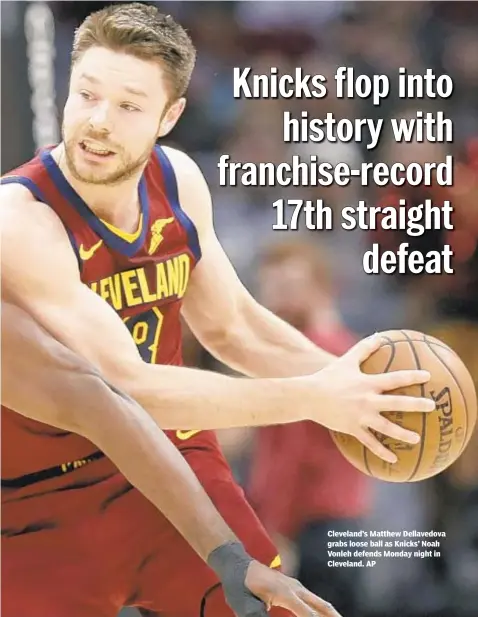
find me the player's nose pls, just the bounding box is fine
[88,101,113,133]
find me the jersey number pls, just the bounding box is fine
[124,307,164,363]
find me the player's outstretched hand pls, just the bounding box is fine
[307,334,436,463]
[207,543,340,617]
[245,561,342,617]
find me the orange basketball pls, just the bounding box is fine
[331,329,477,482]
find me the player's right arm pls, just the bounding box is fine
[1,185,434,462]
[1,186,310,428]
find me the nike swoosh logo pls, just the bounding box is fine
[176,430,202,441]
[79,239,103,261]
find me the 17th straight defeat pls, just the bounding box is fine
[272,198,454,275]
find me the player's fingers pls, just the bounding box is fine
[356,428,397,464]
[274,591,320,617]
[373,369,432,393]
[368,414,420,445]
[297,587,343,617]
[346,333,384,364]
[375,393,435,413]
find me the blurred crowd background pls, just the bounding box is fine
[2,1,478,616]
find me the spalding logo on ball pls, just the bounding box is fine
[331,329,477,483]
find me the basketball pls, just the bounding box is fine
[331,329,477,482]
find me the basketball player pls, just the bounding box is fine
[3,300,339,617]
[1,4,435,617]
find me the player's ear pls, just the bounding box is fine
[158,98,186,138]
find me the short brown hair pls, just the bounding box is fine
[72,2,196,100]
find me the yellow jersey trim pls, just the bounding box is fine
[101,213,144,243]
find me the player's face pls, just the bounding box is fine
[63,47,185,185]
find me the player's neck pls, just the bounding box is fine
[53,144,142,232]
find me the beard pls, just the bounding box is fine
[62,127,158,186]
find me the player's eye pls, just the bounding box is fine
[120,103,140,112]
[79,90,94,101]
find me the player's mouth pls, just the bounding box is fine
[79,140,115,158]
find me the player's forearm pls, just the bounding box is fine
[123,362,310,429]
[206,302,337,378]
[74,376,240,561]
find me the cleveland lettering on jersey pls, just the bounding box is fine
[89,253,191,311]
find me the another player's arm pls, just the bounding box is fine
[2,308,340,617]
[2,301,240,561]
[3,302,344,617]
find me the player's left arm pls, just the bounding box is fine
[169,147,337,377]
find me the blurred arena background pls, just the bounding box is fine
[2,1,478,616]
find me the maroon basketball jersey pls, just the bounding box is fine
[2,145,219,496]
